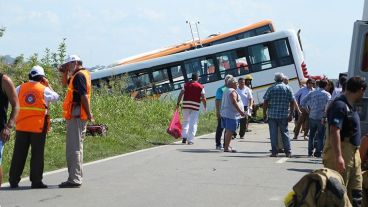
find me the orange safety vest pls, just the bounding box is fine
[62,69,91,121]
[16,82,47,133]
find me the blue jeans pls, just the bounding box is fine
[308,118,325,156]
[268,118,291,154]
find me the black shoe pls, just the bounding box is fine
[58,181,81,188]
[285,153,292,158]
[182,138,187,144]
[10,183,19,188]
[31,182,48,189]
[270,153,278,157]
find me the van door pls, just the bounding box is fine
[348,20,368,134]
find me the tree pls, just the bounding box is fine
[41,48,52,67]
[58,38,67,65]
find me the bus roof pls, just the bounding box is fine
[92,29,297,81]
[109,20,274,67]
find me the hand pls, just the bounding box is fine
[336,156,345,173]
[240,111,246,117]
[1,127,11,143]
[88,113,95,123]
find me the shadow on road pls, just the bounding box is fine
[287,168,314,173]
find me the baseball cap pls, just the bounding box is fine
[63,54,81,65]
[30,65,45,77]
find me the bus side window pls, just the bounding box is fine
[273,39,293,66]
[248,43,272,71]
[235,49,249,75]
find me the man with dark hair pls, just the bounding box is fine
[0,73,19,188]
[59,55,93,188]
[293,78,315,140]
[237,77,253,139]
[9,65,59,188]
[332,73,348,100]
[301,79,331,157]
[176,73,206,145]
[323,76,367,207]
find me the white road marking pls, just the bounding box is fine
[276,157,289,163]
[2,132,214,187]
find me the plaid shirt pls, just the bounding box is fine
[301,88,331,120]
[263,82,294,119]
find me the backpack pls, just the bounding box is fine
[285,168,352,207]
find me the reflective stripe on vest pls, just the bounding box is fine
[16,82,46,133]
[62,69,91,120]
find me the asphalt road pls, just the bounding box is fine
[0,123,323,207]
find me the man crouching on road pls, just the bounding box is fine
[59,55,93,188]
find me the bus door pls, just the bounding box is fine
[348,20,368,134]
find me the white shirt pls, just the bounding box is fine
[236,86,253,107]
[16,81,60,113]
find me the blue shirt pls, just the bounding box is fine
[301,88,331,120]
[263,82,295,119]
[294,86,313,104]
[215,85,227,100]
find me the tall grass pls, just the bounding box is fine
[1,88,217,180]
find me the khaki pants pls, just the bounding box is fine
[293,110,309,138]
[323,138,363,202]
[66,106,87,185]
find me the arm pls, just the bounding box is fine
[81,94,93,121]
[330,125,345,172]
[215,100,221,119]
[230,91,245,117]
[176,90,184,109]
[263,100,269,121]
[1,75,20,142]
[201,93,207,111]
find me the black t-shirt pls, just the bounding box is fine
[71,72,87,104]
[327,95,361,146]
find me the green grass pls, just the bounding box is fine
[1,91,217,181]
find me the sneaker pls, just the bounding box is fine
[245,129,252,132]
[239,136,245,139]
[187,141,194,145]
[58,181,81,188]
[216,145,222,150]
[293,136,298,140]
[285,153,292,158]
[182,138,187,144]
[31,182,48,189]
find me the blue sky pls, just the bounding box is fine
[0,0,364,78]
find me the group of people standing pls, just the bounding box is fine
[0,54,93,189]
[176,73,253,152]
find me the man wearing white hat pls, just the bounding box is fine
[59,55,93,188]
[9,65,59,188]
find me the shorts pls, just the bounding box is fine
[0,139,3,165]
[221,117,238,133]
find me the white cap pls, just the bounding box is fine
[64,54,81,65]
[30,65,45,77]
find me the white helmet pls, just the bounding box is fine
[64,54,82,65]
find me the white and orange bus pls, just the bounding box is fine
[109,20,275,67]
[92,29,310,110]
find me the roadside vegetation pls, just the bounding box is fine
[0,39,217,180]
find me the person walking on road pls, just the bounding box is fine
[0,74,19,188]
[214,75,233,150]
[59,55,93,188]
[9,65,59,189]
[293,78,315,140]
[263,73,295,157]
[221,77,245,152]
[176,73,206,145]
[236,75,253,139]
[323,76,366,206]
[301,79,331,157]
